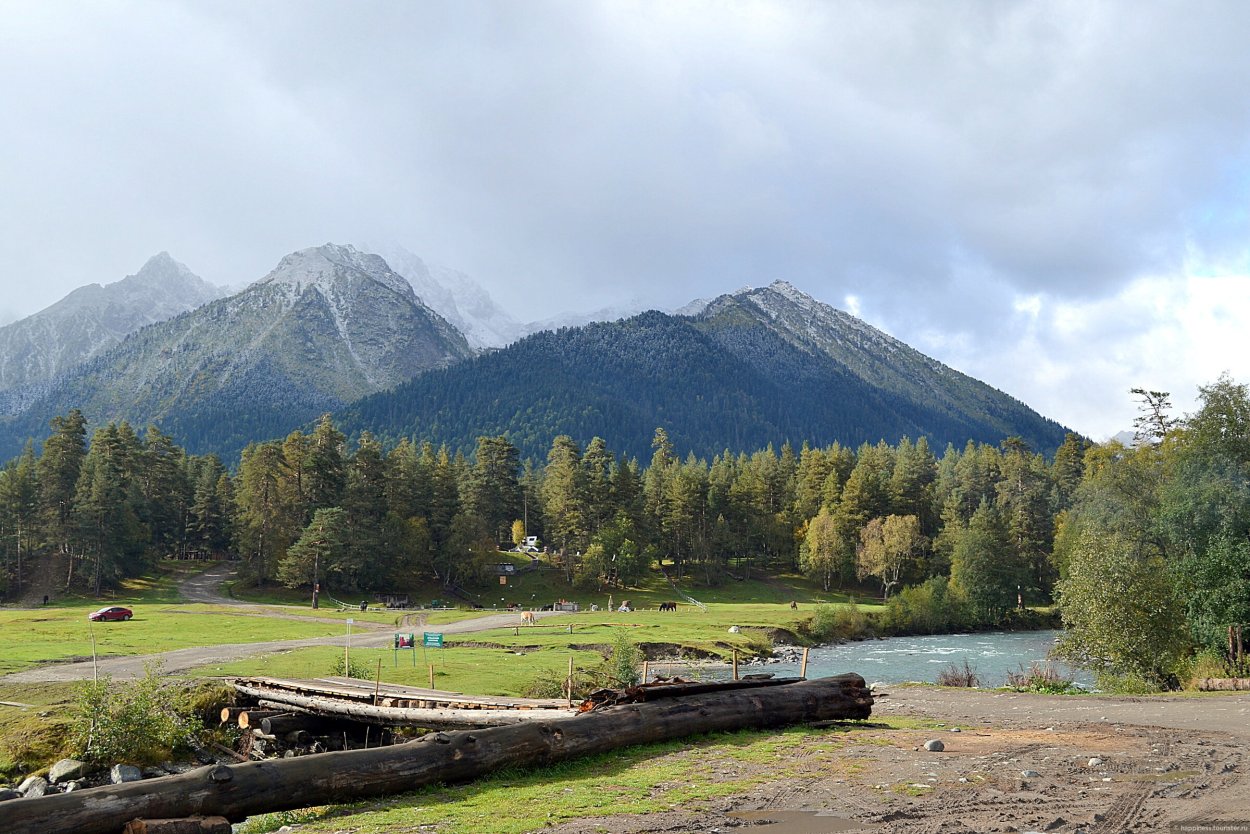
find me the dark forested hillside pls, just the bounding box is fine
[337,306,1069,461]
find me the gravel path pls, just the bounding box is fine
[1,564,566,683]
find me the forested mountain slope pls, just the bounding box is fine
[337,284,1069,460]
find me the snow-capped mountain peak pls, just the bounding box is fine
[260,243,415,301]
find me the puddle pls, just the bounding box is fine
[729,810,865,832]
[1110,770,1199,782]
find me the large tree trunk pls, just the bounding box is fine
[6,674,871,834]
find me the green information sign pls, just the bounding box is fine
[423,632,444,648]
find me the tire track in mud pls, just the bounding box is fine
[1089,783,1152,834]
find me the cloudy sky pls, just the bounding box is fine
[3,1,1249,440]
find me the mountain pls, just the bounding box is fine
[335,281,1070,461]
[364,244,523,349]
[0,252,222,413]
[0,244,472,458]
[367,243,653,347]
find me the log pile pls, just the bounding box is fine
[4,673,872,834]
[580,674,803,710]
[1197,677,1250,691]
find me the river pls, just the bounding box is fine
[697,629,1092,688]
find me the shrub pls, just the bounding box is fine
[1184,649,1242,690]
[881,576,976,635]
[935,658,979,688]
[330,654,373,680]
[69,662,196,765]
[1004,662,1078,694]
[803,601,872,644]
[608,629,641,687]
[521,668,576,699]
[1094,672,1163,694]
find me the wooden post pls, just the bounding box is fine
[429,664,435,689]
[800,648,810,679]
[374,660,382,706]
[567,656,575,707]
[732,649,739,681]
[641,661,650,683]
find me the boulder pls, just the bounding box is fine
[923,739,945,752]
[19,775,49,797]
[111,764,144,784]
[48,758,89,784]
[0,787,22,801]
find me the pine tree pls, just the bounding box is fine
[542,435,587,580]
[305,415,346,513]
[38,409,87,558]
[234,442,297,586]
[464,436,521,545]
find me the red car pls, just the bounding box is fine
[88,606,133,622]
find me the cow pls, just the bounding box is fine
[658,601,678,612]
[520,610,536,626]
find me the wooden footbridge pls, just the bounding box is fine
[232,676,581,728]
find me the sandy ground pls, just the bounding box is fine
[539,686,1250,834]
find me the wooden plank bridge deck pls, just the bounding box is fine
[233,676,576,724]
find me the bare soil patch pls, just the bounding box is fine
[541,687,1250,834]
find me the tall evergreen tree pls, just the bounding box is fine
[234,442,297,586]
[38,409,87,557]
[305,415,347,513]
[464,436,521,544]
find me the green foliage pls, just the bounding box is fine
[880,576,974,635]
[69,662,196,765]
[330,654,373,680]
[1003,662,1078,694]
[801,601,873,643]
[1173,535,1250,655]
[950,502,1024,623]
[609,629,641,687]
[1054,532,1189,689]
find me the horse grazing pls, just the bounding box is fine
[658,601,678,612]
[520,610,536,626]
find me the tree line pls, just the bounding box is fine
[0,408,1088,610]
[2,380,1247,690]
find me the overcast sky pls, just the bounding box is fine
[3,1,1249,441]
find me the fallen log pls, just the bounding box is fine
[581,675,802,710]
[122,818,230,834]
[217,706,249,725]
[235,709,283,730]
[259,713,344,736]
[1197,677,1250,691]
[5,673,871,834]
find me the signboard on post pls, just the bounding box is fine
[422,632,445,671]
[393,632,417,666]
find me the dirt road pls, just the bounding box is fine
[1,564,566,684]
[541,685,1250,834]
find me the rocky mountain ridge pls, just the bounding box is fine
[0,244,471,457]
[0,252,223,413]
